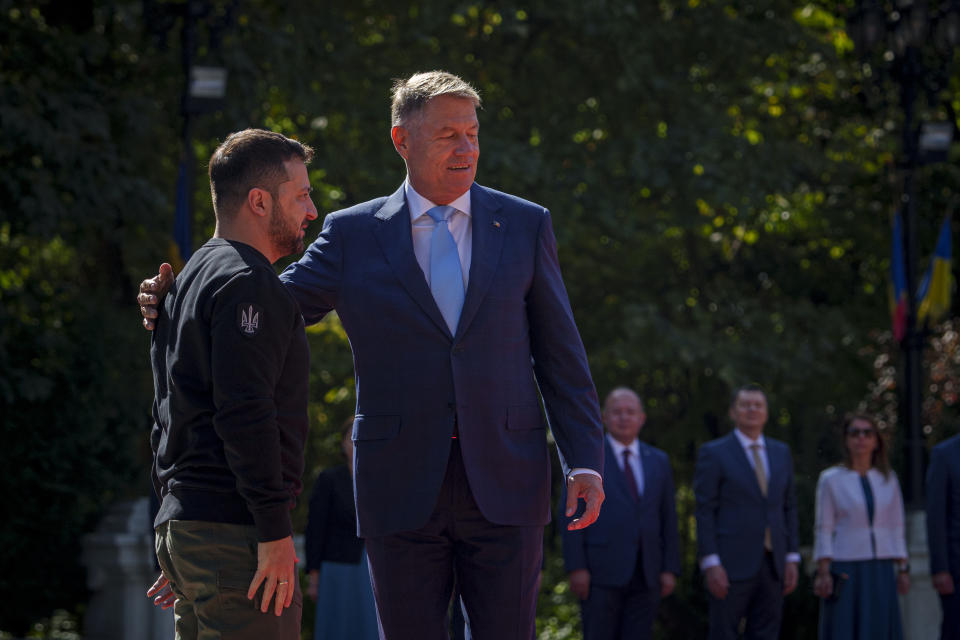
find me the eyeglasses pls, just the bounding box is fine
[847,428,876,439]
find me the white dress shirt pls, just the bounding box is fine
[405,180,472,290]
[813,465,908,562]
[733,428,769,480]
[607,434,643,496]
[700,428,801,570]
[403,178,600,482]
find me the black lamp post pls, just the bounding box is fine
[848,0,960,509]
[144,0,237,262]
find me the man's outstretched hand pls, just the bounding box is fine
[138,263,174,330]
[565,473,604,530]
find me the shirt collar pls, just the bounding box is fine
[405,178,472,222]
[606,433,640,458]
[734,427,766,450]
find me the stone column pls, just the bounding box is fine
[900,509,940,640]
[81,498,174,640]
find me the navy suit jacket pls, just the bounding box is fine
[280,183,604,538]
[694,431,799,581]
[561,438,681,588]
[927,433,960,577]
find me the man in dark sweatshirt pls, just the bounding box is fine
[146,128,317,639]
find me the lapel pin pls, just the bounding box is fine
[493,220,501,228]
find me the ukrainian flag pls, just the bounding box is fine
[890,211,908,342]
[917,214,953,325]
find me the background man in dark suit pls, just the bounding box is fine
[561,387,681,640]
[693,384,799,640]
[927,433,960,640]
[139,71,605,640]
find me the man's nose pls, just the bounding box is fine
[456,134,478,153]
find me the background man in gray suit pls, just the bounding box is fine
[927,432,960,640]
[694,384,799,640]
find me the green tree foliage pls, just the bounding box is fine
[3,0,959,637]
[0,2,175,632]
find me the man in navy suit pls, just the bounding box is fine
[693,385,799,640]
[561,387,680,640]
[927,433,960,640]
[139,71,605,640]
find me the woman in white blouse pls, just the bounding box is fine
[812,413,910,640]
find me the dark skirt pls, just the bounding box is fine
[819,558,903,640]
[313,551,379,640]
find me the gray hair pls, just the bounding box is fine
[390,71,481,127]
[603,387,644,412]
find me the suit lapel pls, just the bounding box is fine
[373,186,451,338]
[638,442,655,505]
[455,184,504,340]
[765,440,783,497]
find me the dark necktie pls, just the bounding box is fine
[622,449,640,501]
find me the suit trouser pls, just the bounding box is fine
[581,559,660,640]
[942,588,960,640]
[707,552,783,640]
[155,520,302,640]
[364,439,543,640]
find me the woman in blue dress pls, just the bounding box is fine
[305,423,379,640]
[812,413,911,640]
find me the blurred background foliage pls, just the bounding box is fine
[2,0,960,637]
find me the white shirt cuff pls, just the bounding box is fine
[568,468,602,480]
[700,554,721,571]
[786,552,801,564]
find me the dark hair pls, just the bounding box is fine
[841,413,890,477]
[208,128,314,220]
[339,416,355,460]
[340,417,355,441]
[729,383,766,408]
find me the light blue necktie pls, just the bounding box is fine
[426,205,465,334]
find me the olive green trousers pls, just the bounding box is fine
[155,520,302,640]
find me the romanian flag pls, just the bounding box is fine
[890,211,908,342]
[917,214,953,326]
[169,160,191,272]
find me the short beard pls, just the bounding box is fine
[268,199,303,258]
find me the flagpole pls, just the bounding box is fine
[900,44,924,511]
[178,0,197,263]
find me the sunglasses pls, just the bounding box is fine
[847,428,877,439]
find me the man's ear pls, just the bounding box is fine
[391,125,409,159]
[246,187,272,218]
